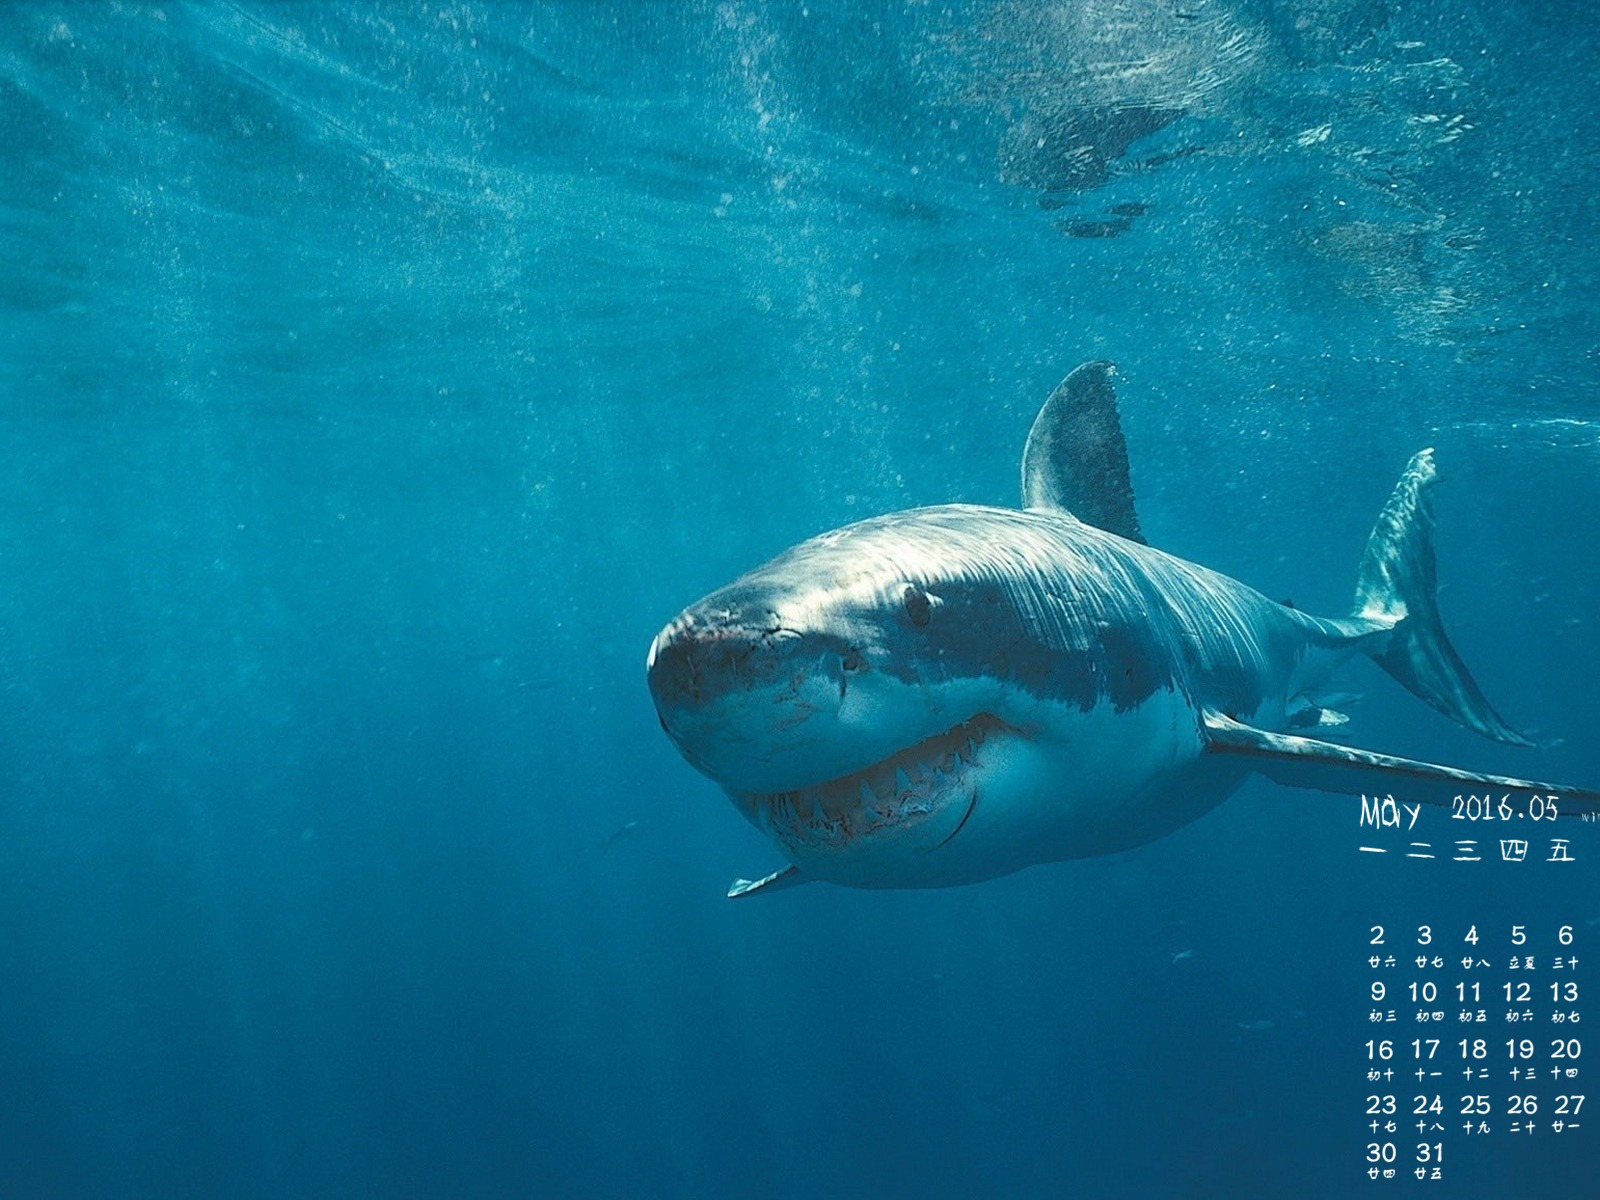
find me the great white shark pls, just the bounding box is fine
[646,362,1600,897]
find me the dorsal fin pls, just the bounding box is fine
[1020,360,1145,543]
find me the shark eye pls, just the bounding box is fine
[903,584,932,627]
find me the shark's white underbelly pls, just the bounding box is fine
[754,684,1239,888]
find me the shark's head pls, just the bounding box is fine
[647,507,1128,883]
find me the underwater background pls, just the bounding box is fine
[1,3,1596,1197]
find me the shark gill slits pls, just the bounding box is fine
[903,584,932,627]
[1097,624,1170,711]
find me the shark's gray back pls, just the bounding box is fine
[742,502,1337,725]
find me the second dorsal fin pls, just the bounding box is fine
[1020,360,1145,544]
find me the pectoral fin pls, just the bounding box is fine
[1201,711,1600,813]
[727,864,806,899]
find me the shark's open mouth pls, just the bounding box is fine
[741,713,1009,850]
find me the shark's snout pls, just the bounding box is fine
[646,610,796,714]
[647,601,875,794]
[645,615,709,712]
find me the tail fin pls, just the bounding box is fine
[1354,449,1531,746]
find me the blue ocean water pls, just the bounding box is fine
[1,3,1597,1197]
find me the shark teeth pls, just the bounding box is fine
[750,713,1009,847]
